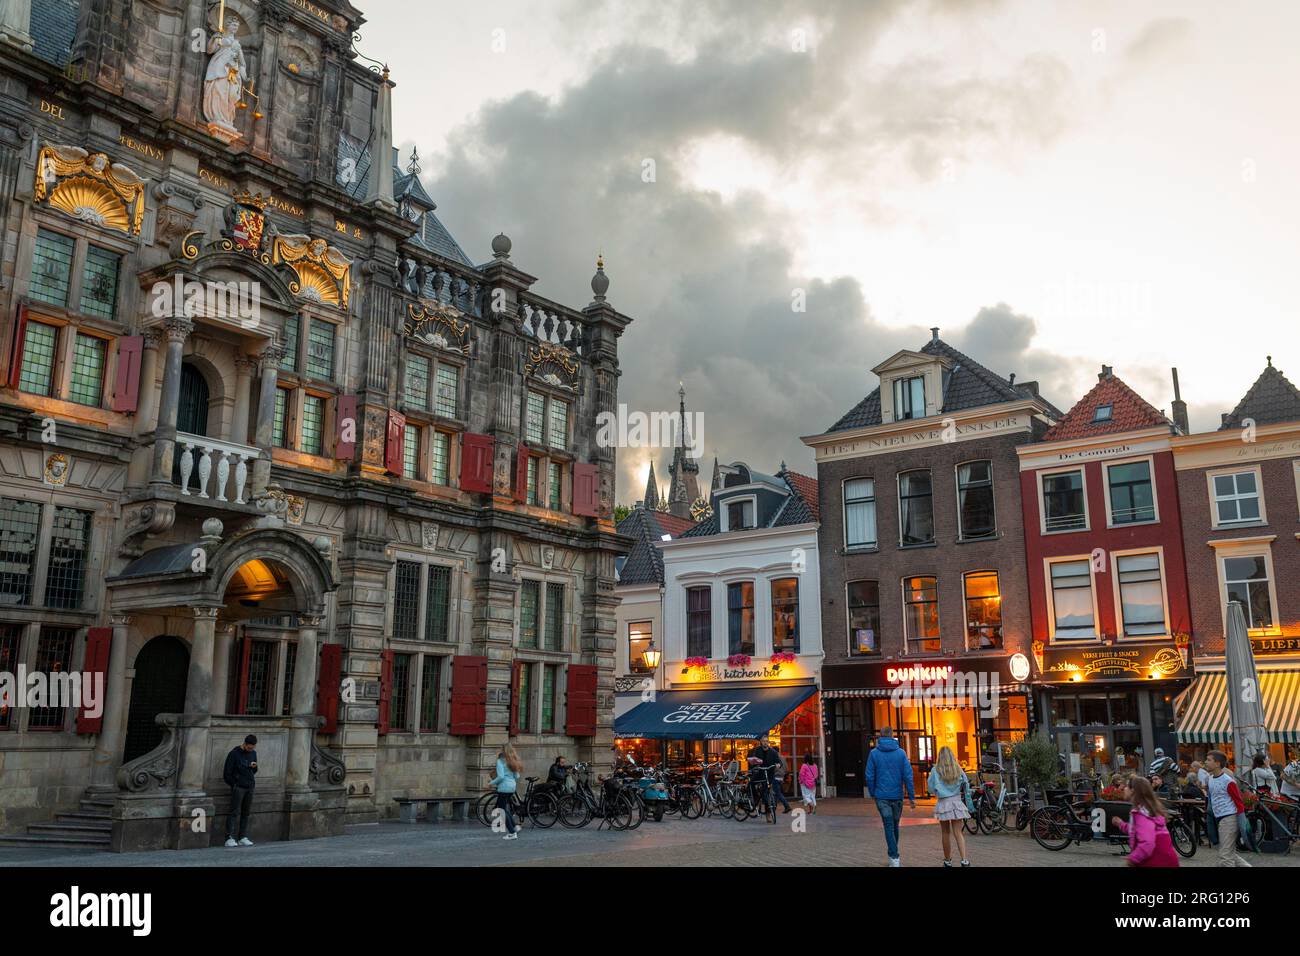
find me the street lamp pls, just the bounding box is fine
[642,642,661,671]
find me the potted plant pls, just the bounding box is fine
[1011,735,1059,810]
[726,653,752,667]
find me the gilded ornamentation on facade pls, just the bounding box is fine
[43,453,69,486]
[404,301,470,354]
[524,342,580,390]
[34,144,145,235]
[272,234,352,308]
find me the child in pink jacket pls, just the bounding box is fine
[1112,777,1179,867]
[798,754,819,814]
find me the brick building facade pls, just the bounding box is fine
[1170,360,1300,761]
[804,331,1054,796]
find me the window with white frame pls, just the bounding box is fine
[1115,552,1166,637]
[843,478,876,549]
[956,460,996,540]
[1221,554,1274,631]
[898,470,934,545]
[893,375,925,420]
[1042,469,1086,532]
[724,498,755,532]
[1048,559,1096,640]
[629,621,653,674]
[1107,459,1155,524]
[1211,470,1262,526]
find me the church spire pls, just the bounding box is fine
[667,382,701,519]
[643,461,659,510]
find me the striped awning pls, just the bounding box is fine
[823,684,1029,700]
[1175,671,1300,744]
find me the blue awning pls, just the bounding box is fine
[614,685,817,740]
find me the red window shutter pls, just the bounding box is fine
[235,634,252,715]
[449,655,487,735]
[572,463,600,516]
[378,648,394,735]
[110,335,143,412]
[7,303,28,388]
[514,444,530,502]
[565,664,599,737]
[316,642,343,734]
[459,432,495,493]
[335,395,358,460]
[384,410,406,474]
[509,660,523,736]
[75,627,113,734]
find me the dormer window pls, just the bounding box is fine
[893,376,925,420]
[1093,404,1113,423]
[724,498,755,531]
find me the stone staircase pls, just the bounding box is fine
[0,794,112,849]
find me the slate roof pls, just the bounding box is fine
[1042,372,1171,442]
[615,508,699,586]
[680,468,818,538]
[1220,361,1300,430]
[336,139,473,266]
[826,337,1063,433]
[30,0,78,67]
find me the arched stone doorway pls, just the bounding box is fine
[123,635,189,762]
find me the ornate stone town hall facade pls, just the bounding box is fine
[0,0,629,849]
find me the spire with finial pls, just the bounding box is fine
[407,145,421,176]
[667,383,700,518]
[1268,355,1273,367]
[711,456,721,491]
[643,461,660,511]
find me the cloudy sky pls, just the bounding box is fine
[362,0,1300,501]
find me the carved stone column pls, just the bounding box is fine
[285,613,322,790]
[134,330,161,438]
[211,620,236,715]
[149,317,194,487]
[250,345,283,496]
[90,613,131,788]
[231,354,257,445]
[178,606,220,791]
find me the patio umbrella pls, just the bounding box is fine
[1224,600,1268,774]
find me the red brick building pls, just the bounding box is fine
[1170,359,1300,761]
[804,331,1057,796]
[1017,367,1193,776]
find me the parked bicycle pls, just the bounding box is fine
[555,762,641,830]
[474,774,560,830]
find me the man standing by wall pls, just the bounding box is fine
[223,734,259,848]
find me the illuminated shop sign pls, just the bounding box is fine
[663,701,751,724]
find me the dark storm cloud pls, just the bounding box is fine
[421,0,1080,497]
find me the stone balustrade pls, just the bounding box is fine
[176,432,259,504]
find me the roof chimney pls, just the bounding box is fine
[1221,413,1230,426]
[930,327,940,342]
[1008,372,1016,385]
[1170,368,1189,434]
[1099,365,1113,381]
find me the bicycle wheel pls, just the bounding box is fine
[1029,805,1073,851]
[1168,818,1196,859]
[681,788,704,820]
[978,801,1008,834]
[627,792,647,830]
[606,792,635,830]
[557,793,592,829]
[528,791,560,829]
[962,800,980,835]
[717,790,736,819]
[1016,802,1031,831]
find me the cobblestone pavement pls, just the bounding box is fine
[1,799,1294,867]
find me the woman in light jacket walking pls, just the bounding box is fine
[490,743,524,840]
[927,746,972,867]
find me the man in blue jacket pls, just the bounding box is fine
[865,728,915,866]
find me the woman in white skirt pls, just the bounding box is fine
[927,746,972,867]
